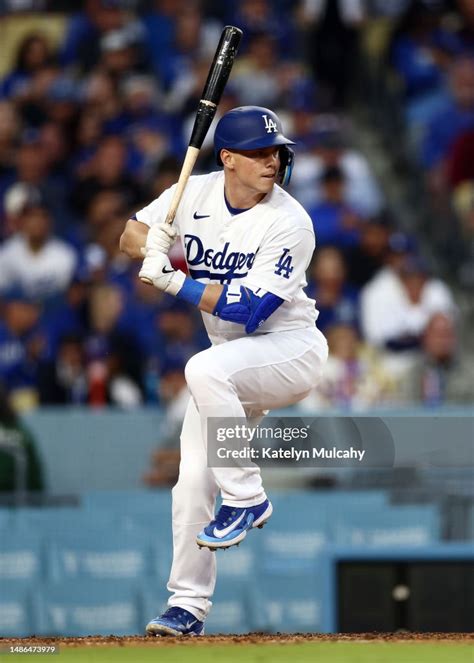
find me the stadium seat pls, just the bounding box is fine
[10,507,122,539]
[81,491,174,548]
[256,494,329,573]
[0,533,44,581]
[252,571,324,633]
[205,579,253,635]
[81,489,172,516]
[217,541,256,579]
[48,532,153,581]
[0,508,12,533]
[37,580,141,636]
[333,505,441,546]
[0,580,38,637]
[149,539,173,584]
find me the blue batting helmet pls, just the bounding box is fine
[214,106,295,186]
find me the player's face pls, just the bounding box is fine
[228,146,280,195]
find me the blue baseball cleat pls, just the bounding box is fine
[196,499,273,550]
[145,607,204,636]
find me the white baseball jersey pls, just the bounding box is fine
[136,171,319,343]
[0,235,77,299]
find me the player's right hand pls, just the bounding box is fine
[144,222,178,257]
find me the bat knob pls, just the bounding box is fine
[140,276,153,285]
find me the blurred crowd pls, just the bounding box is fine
[0,0,473,417]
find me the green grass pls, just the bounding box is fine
[41,642,473,663]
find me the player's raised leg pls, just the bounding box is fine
[186,327,327,550]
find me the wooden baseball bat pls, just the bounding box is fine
[140,25,243,284]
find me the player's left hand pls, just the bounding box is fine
[142,222,178,257]
[139,252,183,294]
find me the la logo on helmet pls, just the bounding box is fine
[262,114,278,133]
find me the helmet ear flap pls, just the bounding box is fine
[278,146,294,187]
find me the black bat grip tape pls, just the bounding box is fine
[189,103,218,149]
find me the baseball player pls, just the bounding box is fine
[120,106,328,636]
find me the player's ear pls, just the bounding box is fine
[220,149,235,170]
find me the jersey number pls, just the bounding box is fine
[274,248,294,279]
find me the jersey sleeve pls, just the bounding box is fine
[242,222,315,301]
[134,185,179,234]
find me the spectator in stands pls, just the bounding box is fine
[84,282,144,407]
[0,31,54,100]
[389,1,456,133]
[452,179,474,239]
[360,238,455,368]
[71,109,104,179]
[118,76,178,178]
[164,55,210,116]
[0,201,77,301]
[306,246,359,334]
[99,27,147,85]
[0,384,44,491]
[37,332,88,405]
[142,0,186,83]
[44,77,81,133]
[290,120,384,216]
[153,296,208,369]
[1,182,41,239]
[59,0,134,74]
[80,69,121,128]
[0,292,43,410]
[297,322,396,411]
[146,155,181,201]
[3,130,71,225]
[13,62,62,129]
[231,32,283,108]
[228,0,291,53]
[70,134,143,215]
[278,68,318,124]
[36,119,77,227]
[85,214,135,295]
[397,313,474,405]
[422,56,474,193]
[451,180,474,285]
[454,0,474,56]
[308,165,365,248]
[447,128,474,188]
[285,91,319,146]
[73,189,128,256]
[0,0,470,418]
[41,276,89,359]
[4,133,46,193]
[154,4,221,91]
[38,121,72,183]
[157,357,189,429]
[0,101,20,184]
[345,212,392,288]
[117,273,164,376]
[298,0,366,109]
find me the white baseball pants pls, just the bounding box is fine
[166,326,328,620]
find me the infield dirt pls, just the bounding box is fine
[1,632,473,648]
